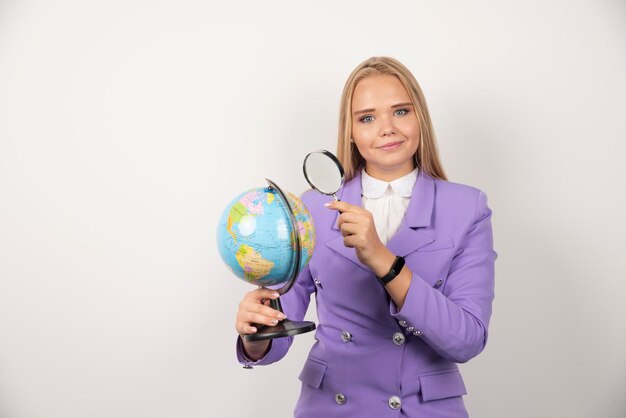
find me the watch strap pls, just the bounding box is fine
[377,256,405,286]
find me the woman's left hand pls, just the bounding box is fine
[325,200,395,276]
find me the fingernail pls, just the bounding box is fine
[324,202,332,207]
[250,327,257,333]
[278,313,287,320]
[270,319,278,325]
[272,292,279,298]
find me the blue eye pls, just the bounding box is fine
[359,115,374,123]
[395,108,409,116]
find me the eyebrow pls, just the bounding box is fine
[352,102,414,116]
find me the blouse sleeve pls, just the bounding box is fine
[389,190,497,363]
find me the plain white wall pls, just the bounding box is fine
[1,0,625,417]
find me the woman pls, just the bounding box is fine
[235,56,497,417]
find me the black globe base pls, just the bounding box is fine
[242,296,316,342]
[243,319,316,342]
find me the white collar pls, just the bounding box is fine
[361,168,418,198]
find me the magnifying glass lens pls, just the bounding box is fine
[303,150,345,199]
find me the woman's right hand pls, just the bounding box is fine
[236,288,287,361]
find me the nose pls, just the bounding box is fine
[378,115,396,137]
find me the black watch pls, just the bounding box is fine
[377,256,405,286]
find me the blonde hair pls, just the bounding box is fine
[336,56,447,182]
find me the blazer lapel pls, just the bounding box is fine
[324,169,444,271]
[386,169,438,256]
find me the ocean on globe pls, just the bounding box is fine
[217,187,315,287]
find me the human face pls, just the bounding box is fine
[351,74,420,181]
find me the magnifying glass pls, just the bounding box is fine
[303,150,345,201]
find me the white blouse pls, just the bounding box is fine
[361,168,418,245]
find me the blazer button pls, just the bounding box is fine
[341,330,352,343]
[407,326,415,332]
[388,396,401,410]
[434,279,443,288]
[399,320,408,328]
[242,365,253,369]
[335,393,347,405]
[413,330,423,337]
[314,278,323,289]
[392,332,405,346]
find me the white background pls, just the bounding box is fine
[1,1,625,417]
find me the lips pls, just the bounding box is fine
[377,141,403,150]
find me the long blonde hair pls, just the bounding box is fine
[336,56,447,182]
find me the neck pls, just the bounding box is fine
[364,162,415,182]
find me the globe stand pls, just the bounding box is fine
[242,179,316,342]
[243,298,316,342]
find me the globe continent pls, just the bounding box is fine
[217,187,315,287]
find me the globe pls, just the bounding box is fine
[217,185,315,288]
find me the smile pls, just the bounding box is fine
[376,141,404,151]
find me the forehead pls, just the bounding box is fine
[352,74,411,108]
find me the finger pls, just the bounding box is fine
[343,235,358,248]
[245,311,283,327]
[336,212,367,229]
[339,222,362,238]
[236,323,258,335]
[342,234,369,249]
[324,200,361,213]
[246,302,287,319]
[247,288,280,303]
[337,211,365,223]
[237,305,286,332]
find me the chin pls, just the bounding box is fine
[380,153,414,166]
[369,157,415,173]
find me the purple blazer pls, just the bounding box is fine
[237,169,497,417]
